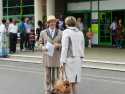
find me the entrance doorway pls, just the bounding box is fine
[112,10,125,47]
[99,11,112,46]
[99,10,125,47]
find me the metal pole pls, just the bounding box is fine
[98,0,100,44]
[7,0,8,20]
[20,0,23,18]
[90,0,92,13]
[90,0,92,32]
[98,0,100,22]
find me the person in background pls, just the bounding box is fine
[0,19,9,57]
[60,16,85,94]
[116,19,124,48]
[76,17,84,31]
[8,18,13,29]
[86,28,94,48]
[36,20,43,41]
[42,16,48,29]
[18,17,26,51]
[110,19,117,46]
[58,15,65,30]
[8,19,18,53]
[39,15,62,94]
[24,17,32,50]
[29,29,35,51]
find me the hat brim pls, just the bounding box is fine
[47,19,56,23]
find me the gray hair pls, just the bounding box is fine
[65,16,76,27]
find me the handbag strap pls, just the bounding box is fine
[60,66,68,80]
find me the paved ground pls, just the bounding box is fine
[0,61,43,94]
[1,60,125,94]
[0,60,87,94]
[0,48,125,94]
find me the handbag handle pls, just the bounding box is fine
[59,66,68,80]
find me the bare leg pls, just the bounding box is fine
[71,83,80,94]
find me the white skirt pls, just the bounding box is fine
[64,57,82,83]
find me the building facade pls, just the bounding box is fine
[1,0,66,28]
[67,0,125,46]
[1,0,125,46]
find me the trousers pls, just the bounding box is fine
[44,67,59,94]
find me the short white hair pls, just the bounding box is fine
[65,16,76,27]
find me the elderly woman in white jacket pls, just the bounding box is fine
[60,16,85,94]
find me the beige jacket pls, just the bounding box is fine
[40,28,62,67]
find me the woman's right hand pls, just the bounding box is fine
[60,64,64,69]
[60,63,65,71]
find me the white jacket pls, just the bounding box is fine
[60,27,85,82]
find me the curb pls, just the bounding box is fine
[0,58,42,64]
[83,59,125,72]
[84,59,125,65]
[1,57,125,72]
[10,54,43,59]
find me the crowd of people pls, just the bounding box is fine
[0,17,35,57]
[0,15,88,56]
[110,19,125,48]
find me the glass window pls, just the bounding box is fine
[3,0,34,17]
[3,8,7,16]
[8,7,20,15]
[3,0,7,7]
[22,0,34,5]
[8,0,20,7]
[22,6,34,15]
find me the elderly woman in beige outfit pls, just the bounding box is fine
[39,15,62,94]
[60,16,85,94]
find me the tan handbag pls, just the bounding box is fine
[52,67,71,94]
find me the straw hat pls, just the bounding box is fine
[47,15,56,22]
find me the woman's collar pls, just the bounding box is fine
[67,27,79,31]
